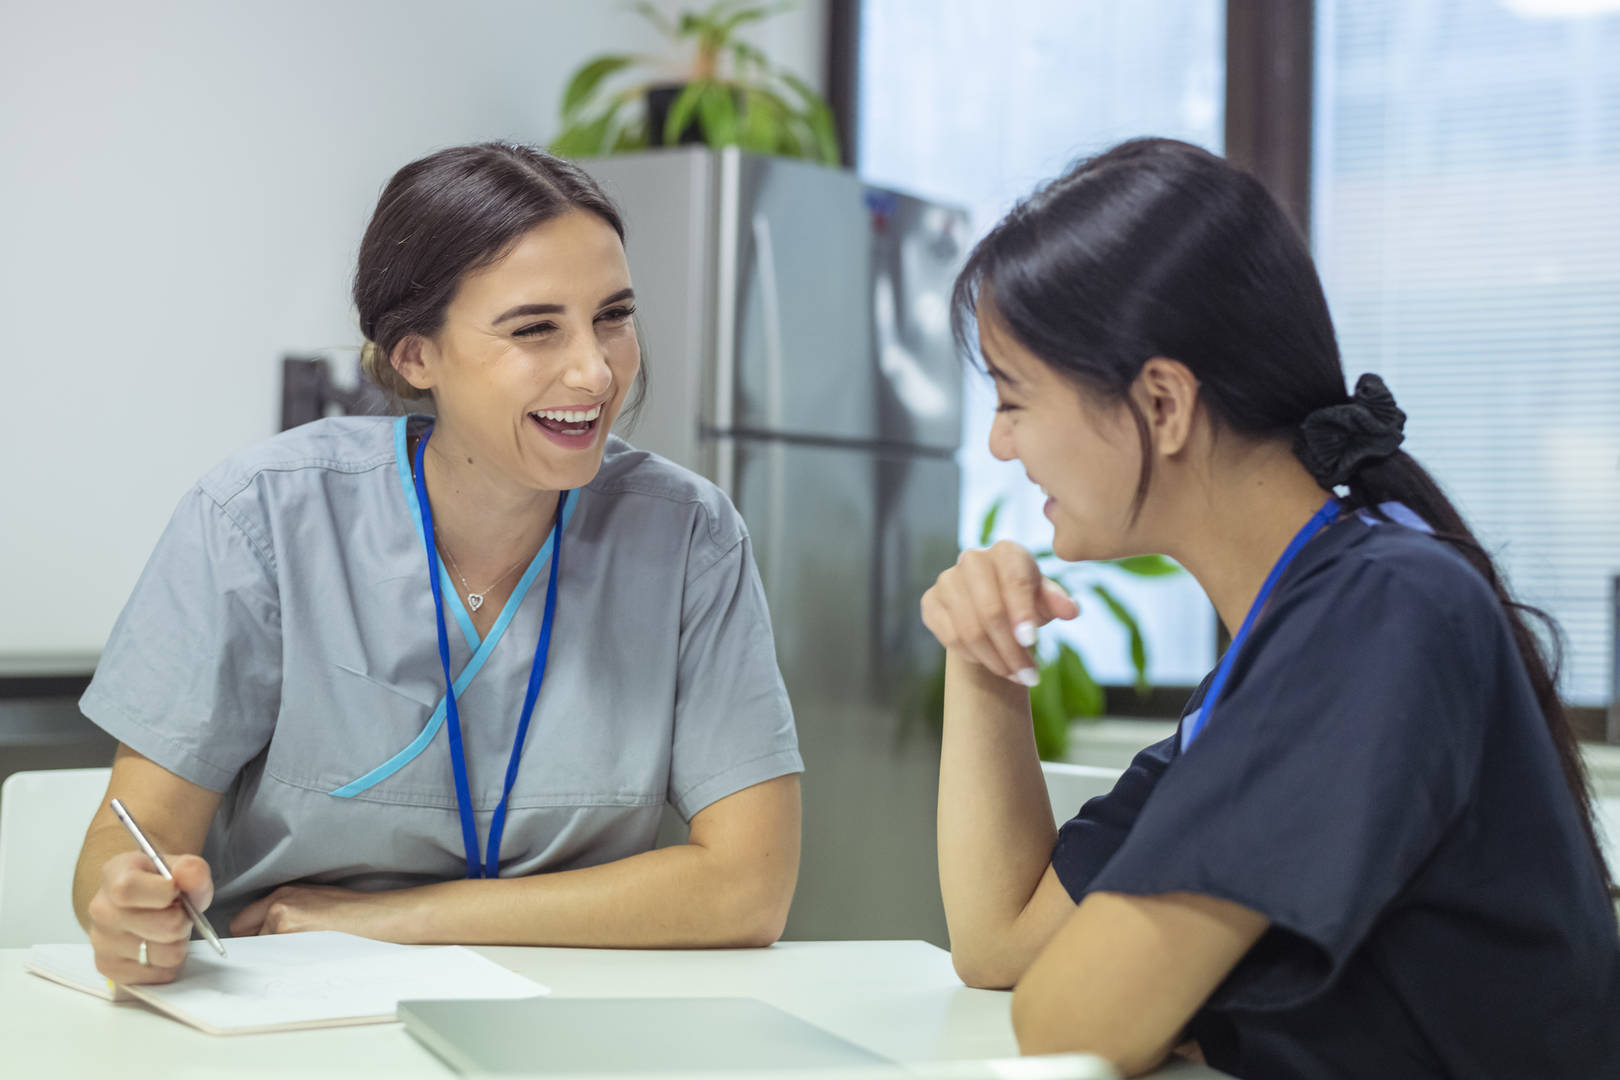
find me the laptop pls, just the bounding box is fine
[397,996,892,1075]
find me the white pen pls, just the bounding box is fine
[109,797,228,958]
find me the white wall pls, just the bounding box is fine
[0,0,826,659]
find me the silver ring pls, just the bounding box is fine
[137,939,148,966]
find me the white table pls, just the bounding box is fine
[0,940,1227,1078]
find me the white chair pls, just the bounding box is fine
[1039,761,1123,828]
[0,767,110,946]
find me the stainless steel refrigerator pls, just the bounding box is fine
[582,148,966,945]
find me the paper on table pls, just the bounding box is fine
[24,930,547,1035]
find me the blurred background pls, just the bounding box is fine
[2,0,1616,945]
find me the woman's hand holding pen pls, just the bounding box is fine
[920,540,1080,686]
[87,849,214,985]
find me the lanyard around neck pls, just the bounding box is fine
[412,429,568,878]
[1180,496,1340,752]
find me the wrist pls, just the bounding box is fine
[377,885,436,944]
[945,651,1033,703]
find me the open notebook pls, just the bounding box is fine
[24,930,547,1035]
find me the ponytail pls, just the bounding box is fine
[1298,378,1614,897]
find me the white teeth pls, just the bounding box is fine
[531,404,602,423]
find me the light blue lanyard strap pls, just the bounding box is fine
[393,416,480,651]
[1180,496,1340,752]
[412,429,568,879]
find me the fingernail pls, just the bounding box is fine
[1013,621,1036,647]
[1015,667,1039,687]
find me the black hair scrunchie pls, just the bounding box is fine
[1293,373,1406,488]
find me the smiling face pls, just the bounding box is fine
[395,208,641,495]
[979,302,1148,562]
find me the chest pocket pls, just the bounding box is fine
[265,660,447,801]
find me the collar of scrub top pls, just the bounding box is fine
[324,419,579,801]
[1180,495,1341,753]
[413,427,570,879]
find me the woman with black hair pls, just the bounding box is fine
[922,138,1618,1078]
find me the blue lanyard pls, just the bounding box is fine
[1180,496,1340,752]
[412,429,568,878]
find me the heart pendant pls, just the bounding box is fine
[467,593,485,612]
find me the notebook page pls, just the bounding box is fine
[23,944,129,1000]
[26,930,547,1033]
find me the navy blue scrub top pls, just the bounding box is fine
[1051,514,1620,1080]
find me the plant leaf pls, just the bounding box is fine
[716,1,793,37]
[774,120,804,158]
[1106,554,1182,577]
[750,86,808,157]
[561,55,634,120]
[978,498,1004,548]
[1055,642,1105,719]
[810,106,841,164]
[739,87,777,153]
[631,1,677,38]
[729,39,769,71]
[1090,584,1149,694]
[662,80,708,145]
[777,71,840,164]
[1029,660,1069,761]
[612,114,650,152]
[697,82,740,146]
[547,121,588,158]
[549,99,623,158]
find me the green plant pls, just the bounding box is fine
[549,1,840,164]
[918,498,1183,761]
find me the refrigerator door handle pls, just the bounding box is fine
[749,211,787,431]
[712,149,742,496]
[749,211,789,600]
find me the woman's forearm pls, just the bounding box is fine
[73,746,222,930]
[936,653,1061,982]
[326,778,802,949]
[382,837,794,948]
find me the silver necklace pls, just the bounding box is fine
[438,544,525,612]
[411,436,530,612]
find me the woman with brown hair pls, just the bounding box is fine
[73,143,802,984]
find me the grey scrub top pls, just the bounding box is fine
[80,415,802,932]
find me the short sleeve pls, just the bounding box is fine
[79,487,282,791]
[667,531,802,820]
[1084,555,1489,1009]
[1051,732,1179,902]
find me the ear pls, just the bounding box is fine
[1131,357,1200,457]
[390,334,437,393]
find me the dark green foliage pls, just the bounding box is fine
[549,2,840,165]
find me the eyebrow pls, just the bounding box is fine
[492,287,636,325]
[983,355,1020,388]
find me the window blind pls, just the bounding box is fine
[1313,0,1620,704]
